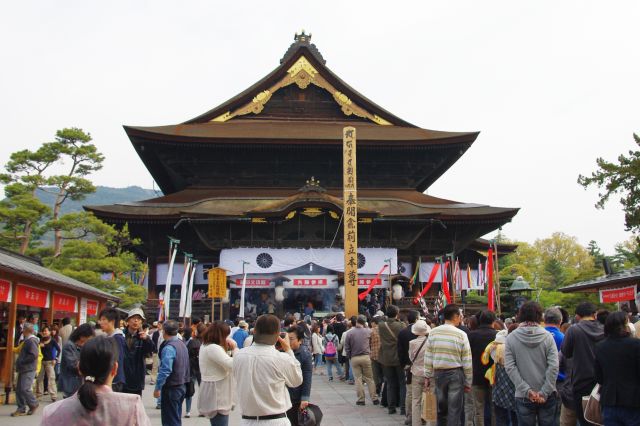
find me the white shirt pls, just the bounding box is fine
[232,343,302,416]
[199,343,238,382]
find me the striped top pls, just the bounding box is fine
[424,323,473,387]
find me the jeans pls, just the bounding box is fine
[351,355,378,403]
[383,364,406,411]
[434,368,465,426]
[602,406,640,426]
[325,358,343,379]
[210,414,229,426]
[313,354,323,369]
[161,384,186,426]
[515,393,558,426]
[16,370,38,412]
[495,404,519,426]
[371,359,384,395]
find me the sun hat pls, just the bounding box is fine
[411,319,431,336]
[126,307,146,321]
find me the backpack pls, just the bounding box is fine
[324,335,338,359]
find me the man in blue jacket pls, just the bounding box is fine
[99,307,127,391]
[286,324,313,426]
[154,319,190,426]
[122,307,155,395]
[12,323,39,417]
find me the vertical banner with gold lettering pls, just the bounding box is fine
[343,126,359,318]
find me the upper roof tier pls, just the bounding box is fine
[126,32,480,194]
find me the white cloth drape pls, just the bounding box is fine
[164,246,178,319]
[178,261,191,318]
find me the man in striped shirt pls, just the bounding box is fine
[424,304,473,426]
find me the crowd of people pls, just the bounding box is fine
[7,300,640,426]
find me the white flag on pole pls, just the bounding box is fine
[164,245,179,320]
[185,263,197,318]
[178,260,191,318]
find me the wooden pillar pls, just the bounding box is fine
[47,291,54,326]
[2,280,17,400]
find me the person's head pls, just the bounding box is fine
[287,325,305,351]
[477,310,497,327]
[596,309,610,325]
[201,321,230,347]
[22,322,35,337]
[493,319,505,331]
[443,304,461,325]
[411,319,430,336]
[336,313,345,322]
[17,314,26,324]
[77,336,119,411]
[239,320,248,330]
[192,316,202,327]
[183,328,192,341]
[517,302,543,324]
[41,325,50,339]
[544,308,562,327]
[283,315,295,328]
[253,314,281,345]
[349,316,357,327]
[356,315,367,327]
[62,317,71,326]
[560,322,571,334]
[326,324,335,334]
[386,305,399,319]
[163,320,179,338]
[467,315,478,330]
[406,310,419,325]
[604,311,630,338]
[195,323,207,340]
[576,302,597,320]
[70,323,95,347]
[126,308,146,332]
[50,324,59,337]
[98,307,119,333]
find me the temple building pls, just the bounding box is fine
[87,32,519,318]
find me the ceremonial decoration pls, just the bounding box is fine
[343,126,359,318]
[358,264,388,301]
[487,247,495,311]
[239,260,250,318]
[208,267,228,298]
[409,258,421,287]
[415,262,441,302]
[178,254,192,318]
[164,237,180,320]
[441,261,452,304]
[185,260,197,318]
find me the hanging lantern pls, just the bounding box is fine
[338,285,345,300]
[275,285,285,302]
[221,289,230,304]
[392,283,403,301]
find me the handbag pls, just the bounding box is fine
[406,338,427,385]
[422,388,437,422]
[581,383,603,426]
[185,378,196,398]
[298,403,323,426]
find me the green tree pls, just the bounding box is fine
[578,133,640,233]
[612,237,640,269]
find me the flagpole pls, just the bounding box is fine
[239,260,249,319]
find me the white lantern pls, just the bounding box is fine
[221,289,230,304]
[275,285,285,302]
[338,285,345,300]
[392,283,403,301]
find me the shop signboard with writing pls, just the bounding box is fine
[16,284,49,308]
[599,285,637,303]
[0,279,11,303]
[53,292,78,313]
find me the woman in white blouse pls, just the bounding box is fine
[198,321,238,426]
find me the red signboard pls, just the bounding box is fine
[52,293,78,313]
[600,285,637,304]
[357,278,384,289]
[234,278,271,287]
[293,278,328,287]
[0,279,11,302]
[16,284,49,308]
[86,299,99,316]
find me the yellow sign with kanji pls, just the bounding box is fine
[343,126,358,318]
[208,267,227,299]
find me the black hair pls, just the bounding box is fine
[192,316,202,325]
[183,328,192,341]
[477,310,497,326]
[443,304,461,321]
[326,324,335,333]
[407,310,419,324]
[386,305,399,318]
[604,311,629,338]
[576,302,597,318]
[287,325,305,341]
[336,313,345,322]
[69,323,95,343]
[62,317,71,326]
[78,336,118,411]
[350,316,357,327]
[596,309,610,325]
[98,307,119,324]
[283,315,295,327]
[517,302,543,323]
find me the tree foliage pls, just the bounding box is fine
[578,133,640,234]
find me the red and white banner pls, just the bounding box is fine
[232,278,273,288]
[53,292,78,313]
[0,279,12,302]
[85,299,99,316]
[599,285,637,304]
[16,284,49,308]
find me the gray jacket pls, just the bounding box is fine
[15,335,39,373]
[505,325,559,399]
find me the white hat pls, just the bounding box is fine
[126,307,146,321]
[374,310,385,318]
[411,320,431,336]
[494,329,508,344]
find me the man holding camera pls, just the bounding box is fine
[233,314,303,425]
[122,307,155,395]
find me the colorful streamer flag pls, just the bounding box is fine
[358,264,389,301]
[487,248,495,311]
[417,296,430,317]
[415,262,440,303]
[477,259,485,290]
[178,257,192,318]
[435,290,448,313]
[409,258,421,286]
[466,264,473,290]
[185,260,197,318]
[441,261,452,304]
[164,238,180,320]
[158,292,165,322]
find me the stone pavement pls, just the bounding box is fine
[0,370,407,425]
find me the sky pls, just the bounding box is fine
[1,1,639,253]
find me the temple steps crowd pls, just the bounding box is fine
[8,300,640,426]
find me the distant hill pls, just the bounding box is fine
[36,186,160,215]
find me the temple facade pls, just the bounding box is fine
[87,33,518,318]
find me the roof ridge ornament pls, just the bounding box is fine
[280,30,326,64]
[299,176,326,193]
